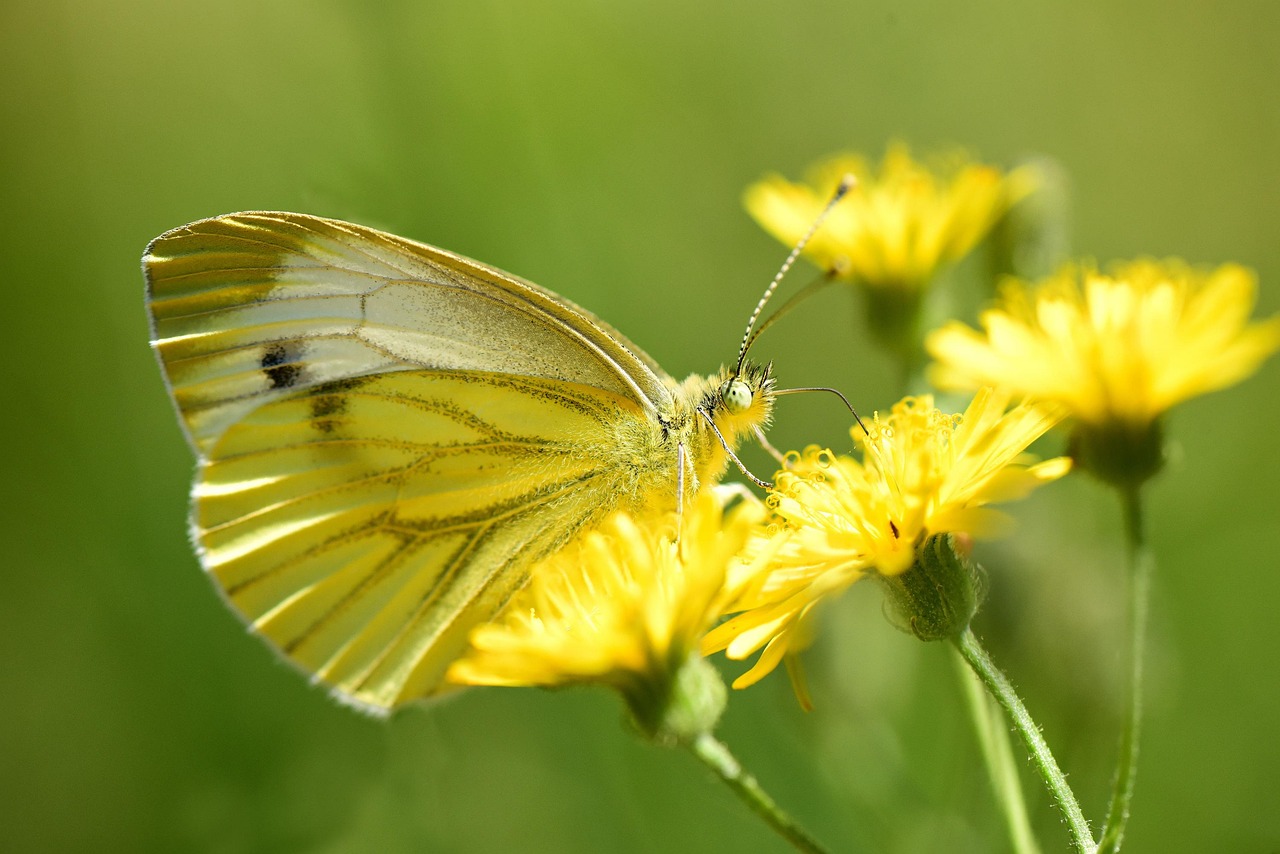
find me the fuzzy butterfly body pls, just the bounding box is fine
[144,212,774,713]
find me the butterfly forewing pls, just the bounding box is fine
[145,212,670,455]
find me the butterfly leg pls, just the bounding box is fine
[698,409,772,490]
[675,440,687,534]
[752,424,788,468]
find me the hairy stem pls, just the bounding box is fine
[688,732,830,854]
[955,628,1094,853]
[953,648,1041,854]
[1096,486,1151,853]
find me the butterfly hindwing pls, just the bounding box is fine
[197,369,650,710]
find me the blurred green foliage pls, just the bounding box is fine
[1,2,1276,851]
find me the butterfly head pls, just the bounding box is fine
[719,377,755,414]
[712,360,775,434]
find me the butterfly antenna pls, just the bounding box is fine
[774,385,871,437]
[736,173,856,374]
[740,270,842,358]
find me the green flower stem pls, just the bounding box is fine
[954,628,1095,853]
[1096,486,1152,853]
[952,649,1041,854]
[688,732,830,854]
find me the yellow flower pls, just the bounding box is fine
[745,143,1037,290]
[704,390,1070,698]
[927,259,1280,429]
[448,494,766,739]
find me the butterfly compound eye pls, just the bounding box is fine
[720,378,754,414]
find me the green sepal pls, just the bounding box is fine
[1070,417,1165,491]
[877,534,986,641]
[624,654,727,747]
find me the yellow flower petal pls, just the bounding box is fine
[708,390,1068,693]
[927,259,1280,428]
[746,143,1036,289]
[449,494,762,693]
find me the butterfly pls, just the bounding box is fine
[144,212,777,714]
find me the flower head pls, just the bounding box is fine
[745,144,1037,290]
[927,259,1280,427]
[926,260,1280,486]
[704,390,1070,698]
[448,494,765,741]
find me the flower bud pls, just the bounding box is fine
[877,534,986,641]
[626,654,727,747]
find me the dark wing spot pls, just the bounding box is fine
[261,342,303,389]
[310,393,347,419]
[306,376,375,433]
[323,376,373,394]
[309,389,348,434]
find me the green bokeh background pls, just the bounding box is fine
[3,2,1277,852]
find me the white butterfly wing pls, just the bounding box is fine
[145,211,672,455]
[143,212,681,711]
[197,370,647,710]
